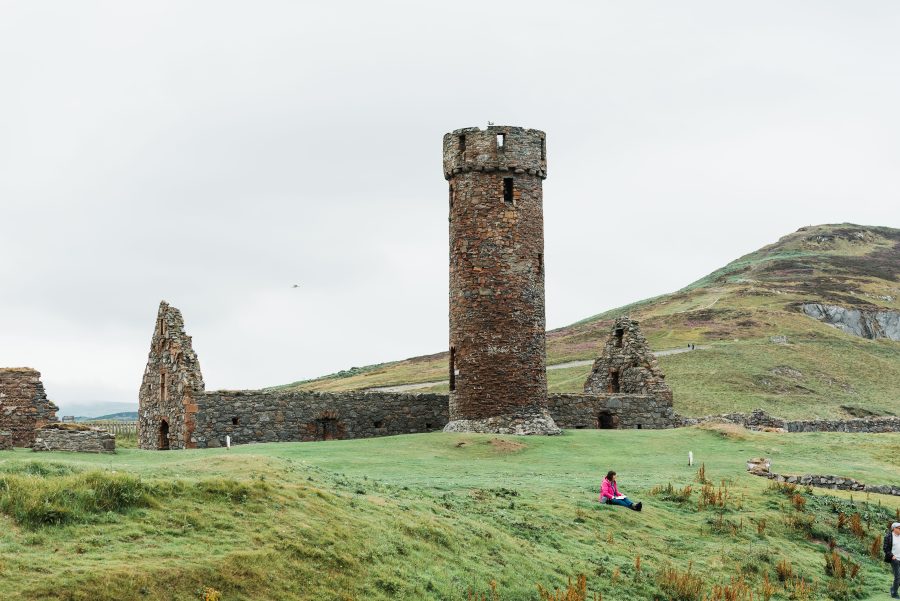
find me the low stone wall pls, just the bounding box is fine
[683,409,900,434]
[0,430,12,450]
[746,459,900,497]
[190,391,449,448]
[32,425,116,454]
[786,416,900,433]
[548,393,676,430]
[680,409,786,430]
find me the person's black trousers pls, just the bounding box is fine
[892,559,900,596]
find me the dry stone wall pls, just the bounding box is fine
[186,390,677,448]
[583,317,673,401]
[747,459,900,497]
[683,409,900,434]
[138,302,205,450]
[32,424,115,454]
[191,390,448,448]
[0,368,58,447]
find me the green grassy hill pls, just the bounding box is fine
[1,429,898,600]
[276,223,900,420]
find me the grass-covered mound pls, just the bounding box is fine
[0,428,898,600]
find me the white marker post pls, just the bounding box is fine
[226,435,231,449]
[688,451,694,467]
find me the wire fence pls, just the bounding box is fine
[82,421,137,436]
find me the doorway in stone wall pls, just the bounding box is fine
[158,419,170,450]
[598,412,619,430]
[317,418,338,441]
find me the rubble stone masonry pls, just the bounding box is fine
[33,424,116,453]
[443,126,558,435]
[0,368,58,447]
[138,302,205,450]
[584,317,673,402]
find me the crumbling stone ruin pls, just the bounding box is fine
[137,301,677,449]
[138,301,205,450]
[33,423,116,453]
[0,368,59,447]
[443,125,559,435]
[583,317,673,402]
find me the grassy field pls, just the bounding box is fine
[273,224,900,421]
[1,427,899,600]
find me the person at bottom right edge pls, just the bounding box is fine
[885,521,900,598]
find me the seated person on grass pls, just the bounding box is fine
[599,470,642,512]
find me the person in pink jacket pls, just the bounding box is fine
[599,470,642,511]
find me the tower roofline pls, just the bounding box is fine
[443,125,547,180]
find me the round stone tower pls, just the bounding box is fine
[442,125,560,435]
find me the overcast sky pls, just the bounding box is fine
[2,1,899,416]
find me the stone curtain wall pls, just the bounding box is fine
[444,126,558,435]
[138,302,206,450]
[32,424,115,454]
[0,368,58,447]
[583,317,673,402]
[548,394,677,430]
[190,391,449,448]
[185,391,677,448]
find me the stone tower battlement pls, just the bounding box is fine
[442,126,547,180]
[443,125,559,435]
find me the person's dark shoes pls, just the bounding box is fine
[634,502,643,512]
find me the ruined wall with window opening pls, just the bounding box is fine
[137,301,205,450]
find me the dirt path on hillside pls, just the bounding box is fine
[365,345,710,393]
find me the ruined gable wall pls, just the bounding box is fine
[0,368,58,446]
[138,302,205,450]
[583,317,673,403]
[191,391,449,448]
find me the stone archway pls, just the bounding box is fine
[159,419,170,450]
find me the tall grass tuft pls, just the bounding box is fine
[537,574,600,601]
[657,563,704,601]
[0,471,154,528]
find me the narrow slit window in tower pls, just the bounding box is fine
[538,253,543,275]
[449,184,453,208]
[458,135,466,154]
[614,328,624,347]
[540,137,545,160]
[503,178,514,203]
[232,417,239,426]
[449,346,456,391]
[497,133,505,149]
[160,372,167,402]
[608,369,620,393]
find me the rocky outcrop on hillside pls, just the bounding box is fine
[802,303,900,341]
